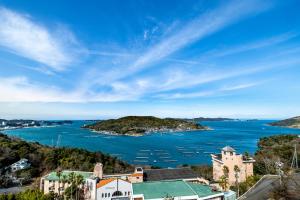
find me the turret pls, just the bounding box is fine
[93,163,103,179]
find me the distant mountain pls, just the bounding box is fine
[269,116,300,129]
[192,117,235,122]
[83,116,208,136]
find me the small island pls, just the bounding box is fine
[269,116,300,129]
[83,116,208,136]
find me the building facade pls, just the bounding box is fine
[211,146,255,185]
[41,163,236,200]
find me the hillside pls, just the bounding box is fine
[0,133,133,188]
[192,117,234,121]
[269,116,300,129]
[254,134,300,175]
[83,116,207,136]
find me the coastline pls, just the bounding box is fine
[86,126,211,137]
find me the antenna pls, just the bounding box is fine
[56,134,61,148]
[291,143,298,169]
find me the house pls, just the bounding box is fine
[211,146,255,185]
[10,158,31,172]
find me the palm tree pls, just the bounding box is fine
[220,166,229,191]
[219,175,229,191]
[75,174,84,200]
[61,174,68,200]
[56,168,62,197]
[68,172,76,200]
[234,165,240,197]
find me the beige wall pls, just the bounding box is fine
[42,179,70,194]
[212,151,254,185]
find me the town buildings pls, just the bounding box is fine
[10,158,31,172]
[40,163,236,200]
[211,146,255,185]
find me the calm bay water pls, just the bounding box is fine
[3,120,300,167]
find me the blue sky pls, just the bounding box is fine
[0,0,299,119]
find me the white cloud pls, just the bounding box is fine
[130,0,271,72]
[0,7,79,71]
[199,32,298,59]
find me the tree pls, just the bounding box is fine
[219,166,229,191]
[61,174,68,199]
[65,173,84,200]
[219,175,229,191]
[234,165,240,197]
[56,167,62,197]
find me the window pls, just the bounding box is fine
[108,193,110,197]
[112,191,123,197]
[102,193,104,198]
[125,192,127,195]
[128,192,130,195]
[105,193,107,197]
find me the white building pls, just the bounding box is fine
[10,158,31,172]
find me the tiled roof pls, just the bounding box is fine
[133,180,222,199]
[222,146,235,152]
[131,173,143,177]
[143,168,198,181]
[97,178,115,188]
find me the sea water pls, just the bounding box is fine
[3,120,300,168]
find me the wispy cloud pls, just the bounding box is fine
[130,0,271,72]
[199,32,298,58]
[0,7,80,71]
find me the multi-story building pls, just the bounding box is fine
[211,146,255,185]
[41,163,236,200]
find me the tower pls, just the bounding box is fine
[93,163,103,179]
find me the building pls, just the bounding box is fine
[10,158,31,172]
[41,163,236,200]
[132,180,225,200]
[211,146,255,185]
[40,170,93,194]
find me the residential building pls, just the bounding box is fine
[211,146,255,185]
[10,158,31,172]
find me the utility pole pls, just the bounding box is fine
[291,144,298,169]
[275,160,284,185]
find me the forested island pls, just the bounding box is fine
[83,116,208,136]
[269,116,300,129]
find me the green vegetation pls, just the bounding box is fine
[84,116,207,135]
[230,134,299,196]
[230,175,261,196]
[253,134,299,175]
[0,133,133,188]
[190,165,213,181]
[0,189,55,200]
[269,116,300,129]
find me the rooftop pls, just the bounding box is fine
[44,170,93,181]
[143,168,198,181]
[222,146,235,152]
[133,180,222,199]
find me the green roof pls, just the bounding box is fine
[45,170,93,181]
[133,180,222,200]
[186,182,222,198]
